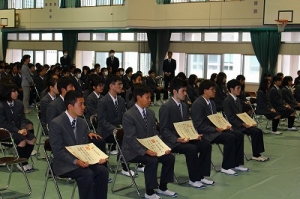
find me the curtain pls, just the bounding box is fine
[268,32,281,76]
[2,32,8,61]
[146,30,158,72]
[0,0,8,9]
[156,0,171,4]
[157,30,171,75]
[60,0,81,8]
[62,30,78,64]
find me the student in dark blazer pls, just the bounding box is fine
[163,51,176,90]
[48,91,108,199]
[159,78,213,188]
[223,79,268,162]
[269,75,298,131]
[191,80,248,176]
[125,73,143,105]
[0,83,36,172]
[106,50,120,74]
[295,83,300,103]
[73,68,84,94]
[34,67,47,97]
[122,67,133,90]
[212,72,227,112]
[122,84,177,199]
[146,70,168,105]
[187,74,199,103]
[281,76,300,110]
[256,79,281,135]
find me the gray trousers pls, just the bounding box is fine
[22,86,30,111]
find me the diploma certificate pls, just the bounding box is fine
[137,135,171,157]
[173,121,199,140]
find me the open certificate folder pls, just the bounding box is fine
[137,135,171,157]
[207,113,232,129]
[173,121,199,140]
[66,143,108,165]
[237,112,257,126]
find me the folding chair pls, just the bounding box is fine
[111,129,141,197]
[41,139,77,199]
[0,128,32,198]
[211,144,223,172]
[35,103,48,160]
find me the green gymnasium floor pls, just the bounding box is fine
[1,106,300,199]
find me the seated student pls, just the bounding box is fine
[0,83,36,172]
[269,75,298,131]
[48,91,108,199]
[159,78,213,188]
[191,80,248,176]
[146,70,168,106]
[236,75,253,115]
[294,70,300,86]
[122,84,177,199]
[212,72,227,112]
[73,68,84,94]
[223,79,268,162]
[281,76,300,110]
[33,67,47,97]
[295,82,300,103]
[122,67,133,91]
[40,78,59,135]
[256,79,282,135]
[187,74,199,103]
[125,73,143,105]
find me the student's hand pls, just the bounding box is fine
[216,128,224,132]
[146,150,157,157]
[88,133,101,139]
[165,150,171,155]
[226,126,231,130]
[270,108,276,112]
[99,158,108,164]
[197,134,203,140]
[285,104,291,108]
[76,160,89,168]
[187,101,192,105]
[18,129,27,135]
[177,138,189,143]
[245,101,251,105]
[243,123,252,128]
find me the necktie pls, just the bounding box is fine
[235,99,239,109]
[208,102,213,114]
[143,109,147,129]
[10,104,14,114]
[111,57,114,62]
[168,59,171,63]
[71,119,76,139]
[178,104,183,119]
[114,101,118,115]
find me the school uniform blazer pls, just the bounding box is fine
[48,112,89,176]
[159,99,189,149]
[122,105,159,161]
[96,94,126,139]
[46,97,66,124]
[212,84,227,111]
[85,92,101,125]
[162,59,176,78]
[0,100,27,134]
[40,93,54,125]
[223,95,245,132]
[255,90,273,115]
[21,64,33,87]
[269,86,287,112]
[295,84,300,102]
[146,77,158,90]
[191,96,220,142]
[282,87,298,108]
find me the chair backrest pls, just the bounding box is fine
[44,138,52,152]
[113,128,124,141]
[0,128,12,141]
[90,114,98,128]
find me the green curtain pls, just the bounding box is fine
[0,0,8,9]
[2,32,8,61]
[146,30,158,72]
[156,0,171,4]
[157,30,171,75]
[268,32,281,76]
[62,30,78,64]
[60,0,81,8]
[60,0,66,8]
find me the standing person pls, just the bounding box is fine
[294,70,300,86]
[159,78,213,188]
[48,91,108,199]
[21,55,34,114]
[106,50,119,74]
[122,84,177,199]
[60,50,71,69]
[163,51,176,90]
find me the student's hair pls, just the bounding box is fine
[276,72,284,78]
[46,78,58,92]
[22,54,31,62]
[57,77,74,94]
[74,68,81,74]
[125,67,133,74]
[106,75,122,88]
[62,68,70,75]
[168,51,173,55]
[170,78,187,95]
[258,79,271,93]
[236,75,245,81]
[109,49,115,53]
[0,83,18,101]
[263,72,272,79]
[148,69,155,75]
[100,67,107,73]
[210,73,217,82]
[176,72,186,80]
[131,73,142,82]
[91,77,104,88]
[132,84,152,101]
[188,74,197,86]
[117,68,124,72]
[28,63,35,69]
[226,79,241,92]
[272,75,282,84]
[64,90,83,108]
[199,80,215,95]
[63,50,68,53]
[94,63,100,69]
[216,72,227,88]
[282,76,293,87]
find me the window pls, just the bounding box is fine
[45,50,58,65]
[242,32,251,42]
[7,33,17,40]
[207,55,221,79]
[172,53,186,76]
[6,49,22,63]
[243,55,260,83]
[78,33,91,41]
[277,55,300,77]
[113,0,124,5]
[81,0,96,6]
[41,33,53,40]
[23,50,34,62]
[31,33,40,40]
[76,51,95,69]
[281,32,300,43]
[137,33,147,41]
[170,33,182,41]
[57,51,63,64]
[54,33,63,41]
[35,51,44,65]
[204,33,218,41]
[124,52,138,73]
[92,33,105,41]
[221,32,239,42]
[97,0,110,5]
[95,52,108,68]
[107,33,118,41]
[8,0,44,9]
[121,33,134,41]
[139,53,151,76]
[223,54,242,80]
[36,0,44,8]
[19,33,30,40]
[185,33,201,42]
[187,54,204,78]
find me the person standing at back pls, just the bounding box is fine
[163,51,176,90]
[60,50,71,69]
[21,55,33,114]
[106,50,120,75]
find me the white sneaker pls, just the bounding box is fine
[288,127,298,131]
[271,131,282,135]
[110,150,118,155]
[157,189,177,197]
[188,180,206,188]
[221,168,238,176]
[24,164,34,172]
[260,156,269,161]
[31,149,37,156]
[251,156,267,162]
[155,101,162,106]
[145,193,161,199]
[234,166,249,172]
[200,178,215,185]
[121,169,135,177]
[137,166,145,173]
[16,164,28,172]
